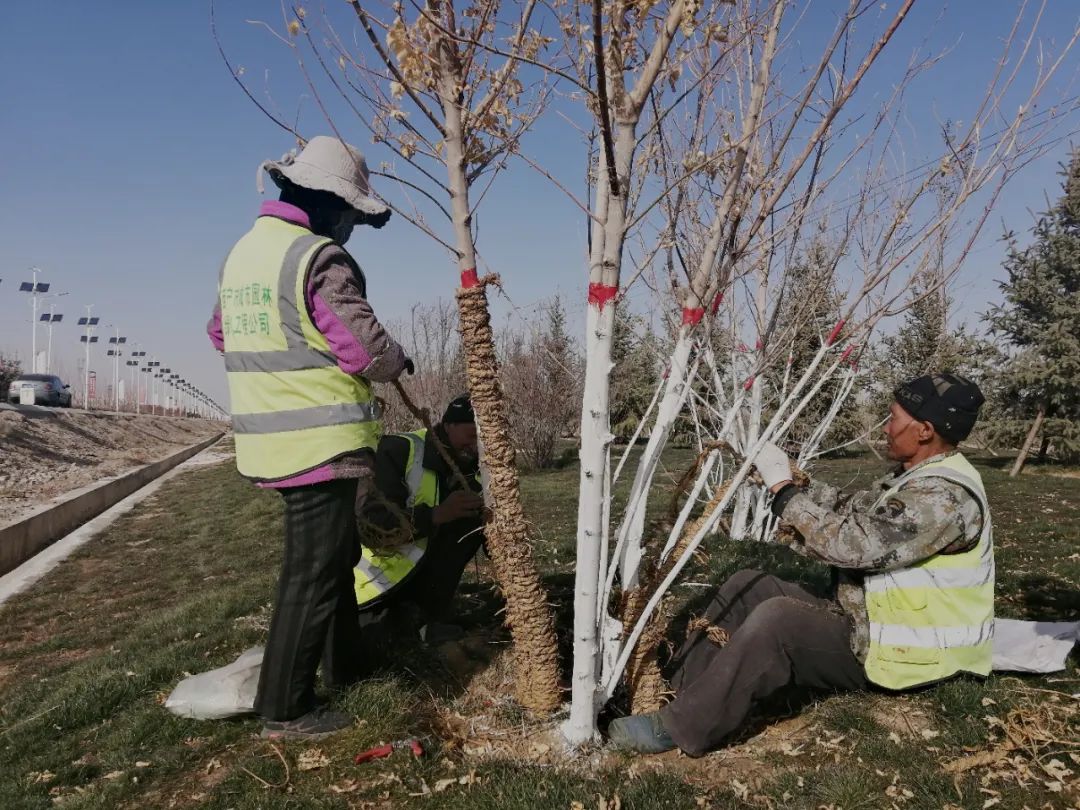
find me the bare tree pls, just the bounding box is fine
[229,0,565,711]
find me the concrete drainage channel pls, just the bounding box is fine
[0,433,229,604]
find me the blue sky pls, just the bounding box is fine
[1,1,1077,406]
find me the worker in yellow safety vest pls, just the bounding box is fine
[208,136,414,741]
[354,395,485,646]
[610,373,992,756]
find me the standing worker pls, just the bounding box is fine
[208,136,411,740]
[355,395,485,645]
[610,373,992,756]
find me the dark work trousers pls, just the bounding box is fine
[359,518,485,623]
[254,478,364,722]
[660,568,869,756]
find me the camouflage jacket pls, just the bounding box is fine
[776,452,984,660]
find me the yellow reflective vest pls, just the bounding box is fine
[862,453,995,690]
[354,429,437,606]
[219,216,381,481]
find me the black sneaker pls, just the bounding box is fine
[260,707,353,740]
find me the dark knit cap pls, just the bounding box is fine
[442,395,474,425]
[893,373,985,443]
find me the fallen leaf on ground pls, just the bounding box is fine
[297,748,330,771]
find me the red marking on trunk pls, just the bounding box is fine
[826,319,846,346]
[460,268,479,288]
[710,291,725,314]
[743,375,755,391]
[681,307,705,326]
[587,282,618,310]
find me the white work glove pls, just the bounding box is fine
[753,441,792,490]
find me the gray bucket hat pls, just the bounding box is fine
[259,136,390,219]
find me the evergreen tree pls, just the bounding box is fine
[779,242,863,453]
[988,150,1080,473]
[610,310,663,440]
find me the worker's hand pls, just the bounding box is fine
[403,358,416,376]
[753,441,793,492]
[433,490,484,525]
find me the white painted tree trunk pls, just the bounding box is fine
[565,300,617,744]
[564,120,636,744]
[614,330,695,588]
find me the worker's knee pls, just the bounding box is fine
[739,596,807,640]
[720,568,767,592]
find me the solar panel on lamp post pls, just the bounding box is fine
[77,307,100,409]
[18,268,50,373]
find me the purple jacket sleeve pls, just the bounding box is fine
[306,245,407,382]
[208,303,224,351]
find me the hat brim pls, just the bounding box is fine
[268,160,390,219]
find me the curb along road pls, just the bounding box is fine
[0,433,226,577]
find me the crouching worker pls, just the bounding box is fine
[354,395,485,645]
[609,373,992,756]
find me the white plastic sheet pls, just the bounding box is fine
[165,647,263,719]
[992,618,1080,674]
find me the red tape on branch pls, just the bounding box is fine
[460,268,479,288]
[710,291,725,314]
[588,282,618,310]
[840,345,855,363]
[681,306,705,326]
[743,375,756,391]
[755,338,763,351]
[826,319,846,346]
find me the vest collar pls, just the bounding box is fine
[258,200,312,230]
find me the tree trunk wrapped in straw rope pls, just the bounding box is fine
[621,480,733,712]
[456,275,561,712]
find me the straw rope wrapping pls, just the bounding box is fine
[619,478,735,713]
[455,274,561,713]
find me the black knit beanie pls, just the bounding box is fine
[893,373,985,444]
[441,395,474,425]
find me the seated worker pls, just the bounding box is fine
[354,395,485,644]
[609,373,992,756]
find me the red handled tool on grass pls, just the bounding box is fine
[354,737,424,764]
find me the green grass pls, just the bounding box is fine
[0,445,1077,808]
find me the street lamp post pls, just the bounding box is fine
[18,268,50,373]
[40,293,68,373]
[77,307,100,409]
[107,328,127,412]
[130,351,147,414]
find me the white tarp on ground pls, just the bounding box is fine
[165,647,262,719]
[992,618,1080,674]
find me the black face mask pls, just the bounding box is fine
[310,208,355,244]
[329,218,354,245]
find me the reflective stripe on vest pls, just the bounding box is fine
[354,430,435,606]
[220,217,381,480]
[862,453,995,690]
